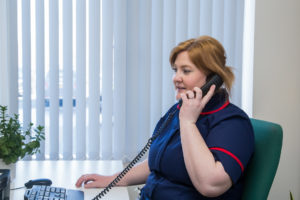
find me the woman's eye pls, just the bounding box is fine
[172,68,177,72]
[183,69,191,74]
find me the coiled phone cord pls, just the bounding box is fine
[92,107,178,200]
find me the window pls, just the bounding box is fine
[3,0,248,161]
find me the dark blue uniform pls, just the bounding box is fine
[140,90,254,200]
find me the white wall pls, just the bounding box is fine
[253,0,300,199]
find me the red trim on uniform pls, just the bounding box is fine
[210,147,244,172]
[177,100,229,113]
[200,100,229,115]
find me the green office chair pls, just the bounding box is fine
[242,118,283,200]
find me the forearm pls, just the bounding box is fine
[180,122,231,197]
[115,159,150,186]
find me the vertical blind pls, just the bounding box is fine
[0,0,8,106]
[4,0,245,161]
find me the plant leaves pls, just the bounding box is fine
[0,105,45,164]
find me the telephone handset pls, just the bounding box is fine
[93,74,223,199]
[178,74,223,106]
[200,74,223,96]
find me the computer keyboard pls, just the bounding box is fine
[24,185,84,200]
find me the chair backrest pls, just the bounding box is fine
[242,118,283,200]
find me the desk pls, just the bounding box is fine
[10,160,130,200]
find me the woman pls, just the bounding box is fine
[75,36,254,199]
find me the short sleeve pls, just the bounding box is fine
[206,117,254,183]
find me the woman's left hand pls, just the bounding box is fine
[179,85,216,124]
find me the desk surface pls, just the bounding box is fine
[10,160,129,200]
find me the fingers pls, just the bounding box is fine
[181,90,196,102]
[194,87,202,100]
[75,174,95,188]
[186,90,195,99]
[180,91,187,101]
[75,175,85,187]
[201,85,216,105]
[181,84,216,105]
[83,180,99,188]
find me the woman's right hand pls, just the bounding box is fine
[76,160,150,189]
[75,174,116,188]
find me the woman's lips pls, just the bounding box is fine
[176,87,186,93]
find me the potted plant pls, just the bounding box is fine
[290,191,294,200]
[0,105,45,166]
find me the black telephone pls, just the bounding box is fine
[178,74,223,106]
[92,74,223,199]
[201,74,223,96]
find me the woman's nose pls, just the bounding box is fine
[173,71,182,82]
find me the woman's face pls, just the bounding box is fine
[172,51,207,100]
